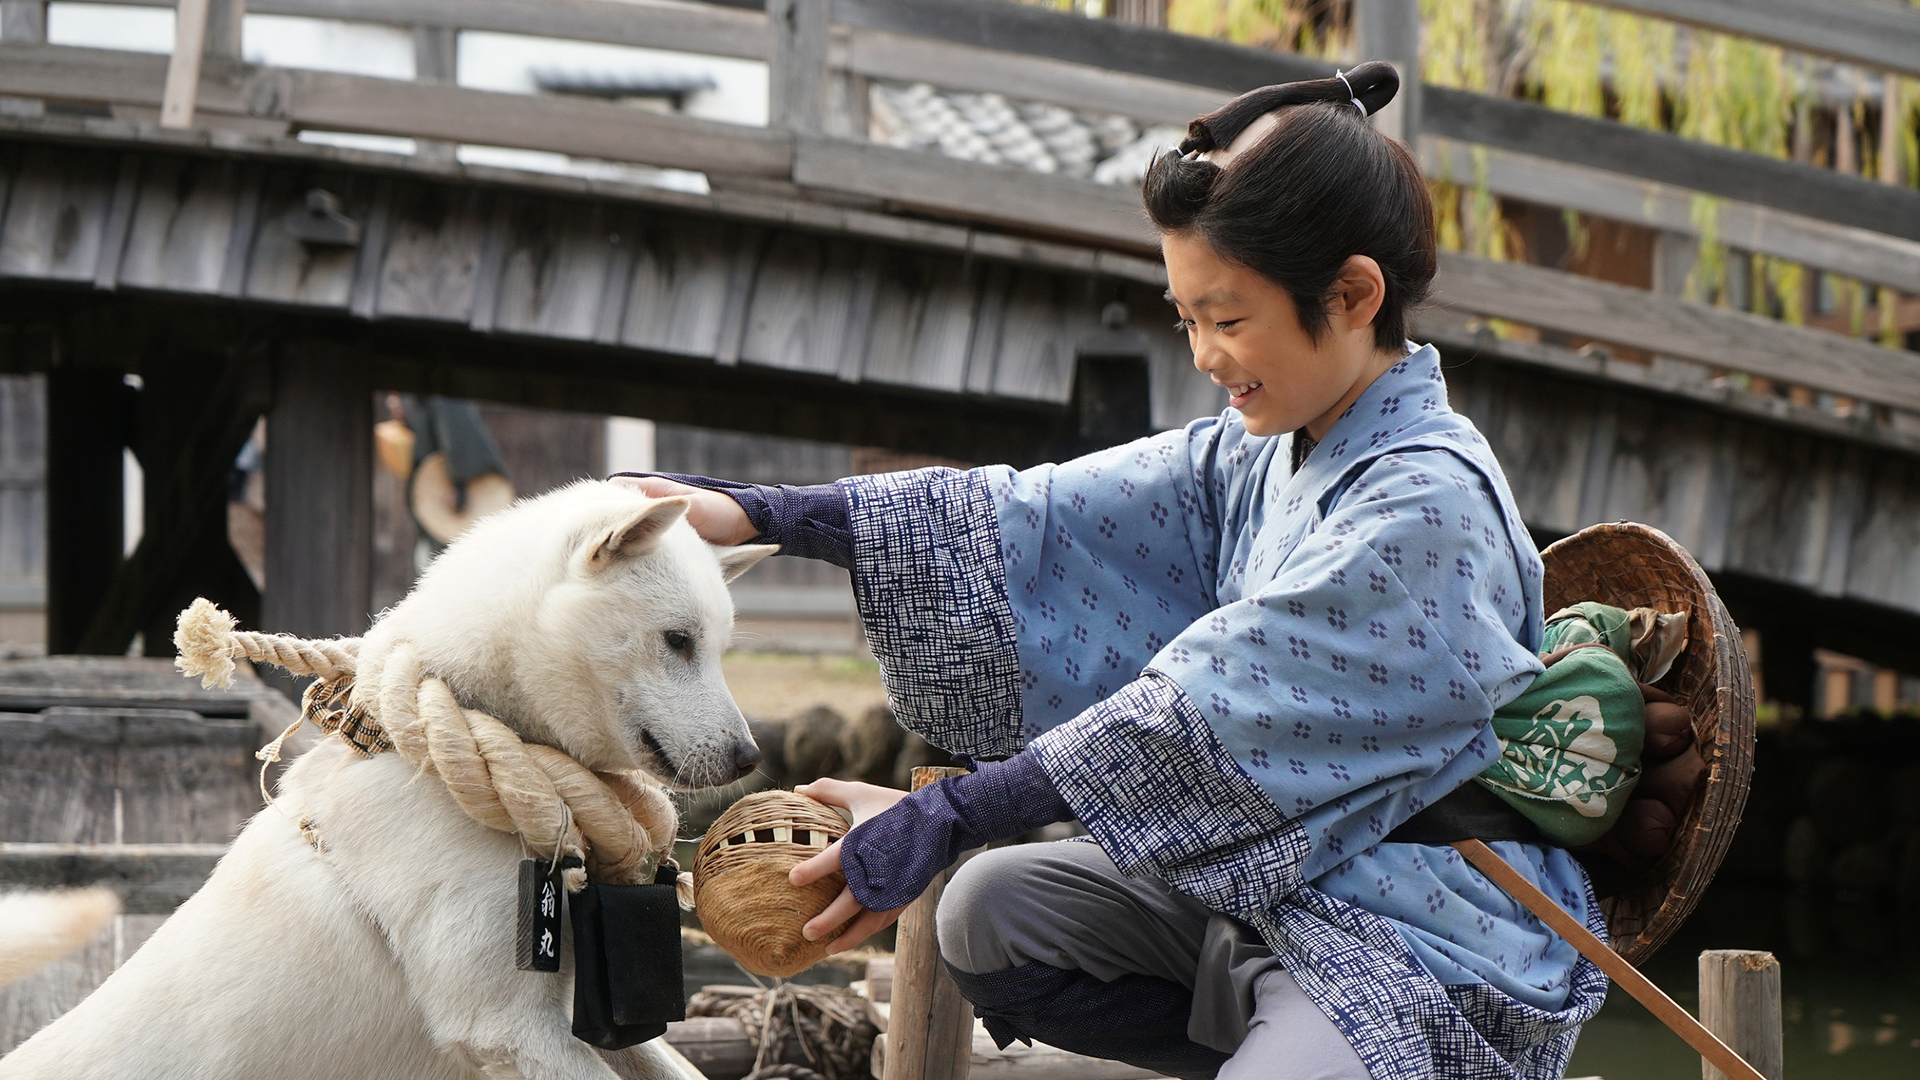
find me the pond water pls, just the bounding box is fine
[1566,881,1920,1079]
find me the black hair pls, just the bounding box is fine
[1142,61,1435,349]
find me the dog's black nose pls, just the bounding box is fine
[732,740,763,779]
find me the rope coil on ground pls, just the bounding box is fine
[173,597,681,892]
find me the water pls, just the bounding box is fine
[1565,881,1920,1079]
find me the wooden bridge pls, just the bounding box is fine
[1,0,1918,710]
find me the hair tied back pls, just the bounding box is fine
[1177,60,1400,156]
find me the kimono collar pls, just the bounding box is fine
[1290,343,1450,493]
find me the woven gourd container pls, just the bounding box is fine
[694,791,851,978]
[1541,522,1756,965]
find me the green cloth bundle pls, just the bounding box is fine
[1474,603,1647,846]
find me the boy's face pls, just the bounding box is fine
[1162,231,1393,441]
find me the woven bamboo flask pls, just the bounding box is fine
[693,791,854,978]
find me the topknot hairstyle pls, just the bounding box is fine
[1143,61,1435,349]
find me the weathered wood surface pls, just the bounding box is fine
[1579,0,1920,79]
[1432,251,1920,413]
[0,843,228,913]
[1421,138,1920,296]
[1698,950,1784,1080]
[884,766,973,1080]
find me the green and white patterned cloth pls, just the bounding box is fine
[1475,602,1647,846]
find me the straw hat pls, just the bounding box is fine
[694,791,853,978]
[1540,522,1756,965]
[409,451,515,544]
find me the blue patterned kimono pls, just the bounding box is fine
[842,346,1608,1079]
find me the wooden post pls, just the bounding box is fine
[44,369,129,654]
[1352,0,1421,148]
[413,24,459,164]
[203,0,243,63]
[883,765,973,1080]
[263,344,372,645]
[0,0,46,42]
[768,0,829,134]
[1699,951,1784,1080]
[160,0,211,128]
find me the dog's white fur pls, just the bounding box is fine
[0,889,119,988]
[0,482,774,1079]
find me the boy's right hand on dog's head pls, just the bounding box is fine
[609,476,758,546]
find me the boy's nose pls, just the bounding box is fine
[731,739,763,780]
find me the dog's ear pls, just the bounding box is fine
[715,544,779,583]
[590,497,691,568]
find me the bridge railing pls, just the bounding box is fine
[1,0,1917,421]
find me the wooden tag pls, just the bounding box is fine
[516,858,565,971]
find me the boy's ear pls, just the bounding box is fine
[589,497,690,568]
[716,544,779,583]
[1334,254,1387,328]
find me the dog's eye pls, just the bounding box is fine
[664,630,694,657]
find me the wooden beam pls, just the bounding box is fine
[1432,251,1920,413]
[204,0,244,64]
[1421,137,1920,295]
[1423,87,1920,244]
[103,0,771,60]
[842,27,1222,128]
[1352,0,1420,147]
[1578,0,1920,80]
[0,843,225,914]
[792,135,1153,252]
[769,0,831,133]
[160,0,211,129]
[0,0,46,42]
[0,43,795,180]
[263,342,371,642]
[832,0,1326,93]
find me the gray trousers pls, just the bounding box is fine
[936,841,1372,1080]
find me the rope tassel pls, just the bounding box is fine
[173,599,678,892]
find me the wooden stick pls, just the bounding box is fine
[1452,840,1766,1080]
[160,0,210,129]
[1699,950,1783,1080]
[883,766,973,1080]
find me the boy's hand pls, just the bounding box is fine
[609,475,758,546]
[790,778,912,953]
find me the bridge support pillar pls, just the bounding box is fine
[264,344,372,648]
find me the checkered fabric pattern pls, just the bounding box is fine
[844,468,1025,758]
[301,677,392,756]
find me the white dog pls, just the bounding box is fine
[1,483,774,1079]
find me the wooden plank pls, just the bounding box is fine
[241,170,364,309]
[769,0,831,133]
[0,145,120,282]
[374,182,490,323]
[88,154,140,291]
[489,198,620,342]
[263,342,372,642]
[1421,138,1920,294]
[160,0,210,129]
[988,269,1089,405]
[842,27,1222,129]
[736,230,865,377]
[0,688,251,718]
[1579,0,1920,80]
[1431,251,1920,413]
[1423,87,1920,244]
[0,843,225,913]
[0,43,794,181]
[1352,0,1419,146]
[792,136,1153,252]
[859,251,975,392]
[93,0,770,59]
[832,0,1325,94]
[117,156,246,295]
[619,215,748,359]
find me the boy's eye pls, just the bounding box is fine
[1172,318,1194,332]
[1214,319,1241,331]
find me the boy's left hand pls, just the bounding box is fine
[790,778,910,953]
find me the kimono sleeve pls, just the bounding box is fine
[1030,448,1545,916]
[842,416,1269,760]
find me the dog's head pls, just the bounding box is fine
[365,482,775,789]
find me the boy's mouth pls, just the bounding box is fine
[1225,380,1263,406]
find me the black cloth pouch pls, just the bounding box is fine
[569,865,686,1049]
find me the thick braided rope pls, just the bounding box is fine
[174,598,677,891]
